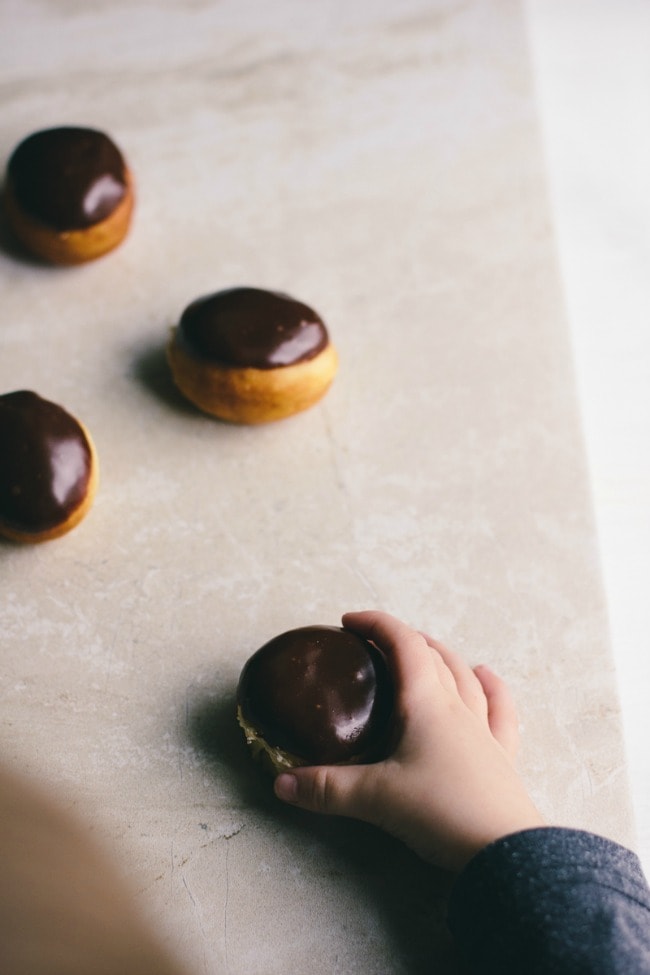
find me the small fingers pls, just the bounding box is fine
[344,611,488,721]
[342,612,516,754]
[274,763,380,824]
[342,610,436,691]
[420,633,488,719]
[473,664,519,760]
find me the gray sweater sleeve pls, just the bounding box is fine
[447,827,650,974]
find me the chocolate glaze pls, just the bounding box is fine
[237,625,394,765]
[177,287,329,369]
[0,391,92,535]
[7,126,127,230]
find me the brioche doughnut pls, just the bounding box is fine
[0,390,98,543]
[237,625,394,773]
[4,126,134,264]
[167,287,338,423]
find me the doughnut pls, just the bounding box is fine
[236,625,394,772]
[3,126,134,264]
[0,390,98,543]
[166,287,338,423]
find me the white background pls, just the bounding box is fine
[527,0,650,873]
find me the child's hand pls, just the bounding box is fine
[274,610,544,872]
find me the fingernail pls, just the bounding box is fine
[274,773,298,803]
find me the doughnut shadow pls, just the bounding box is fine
[130,341,198,417]
[0,197,43,265]
[187,689,456,975]
[188,688,275,813]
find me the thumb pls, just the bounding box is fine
[274,765,371,818]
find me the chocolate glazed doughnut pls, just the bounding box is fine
[167,287,338,423]
[237,625,395,772]
[0,391,99,543]
[4,126,134,264]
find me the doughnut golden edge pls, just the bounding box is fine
[166,330,338,424]
[3,168,135,265]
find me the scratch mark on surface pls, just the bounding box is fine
[135,873,165,896]
[182,871,210,975]
[353,566,380,602]
[182,874,196,908]
[321,406,349,499]
[222,823,243,840]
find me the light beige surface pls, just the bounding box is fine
[0,1,633,973]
